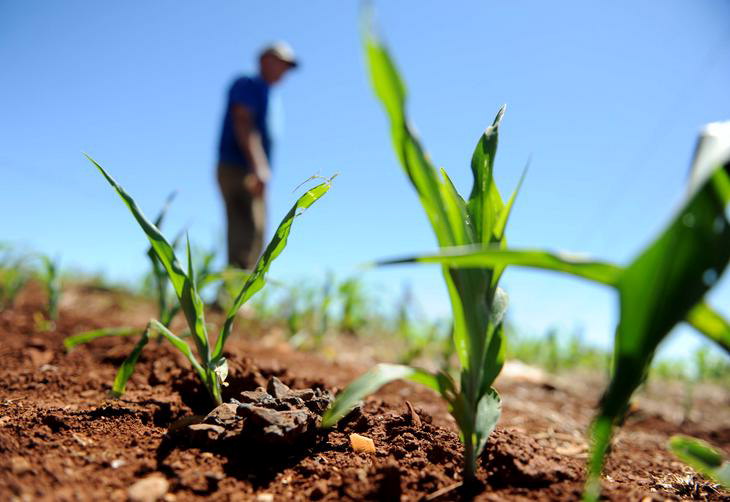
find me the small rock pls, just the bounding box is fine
[256,494,274,502]
[128,474,169,502]
[10,456,32,474]
[237,404,312,446]
[350,433,376,454]
[203,403,239,427]
[238,388,278,408]
[267,377,292,400]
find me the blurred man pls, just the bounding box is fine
[217,42,298,269]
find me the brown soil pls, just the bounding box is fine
[1,283,728,501]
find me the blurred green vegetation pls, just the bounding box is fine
[2,241,728,387]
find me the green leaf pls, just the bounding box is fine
[439,168,473,245]
[111,328,150,397]
[146,192,176,325]
[686,303,730,355]
[378,246,623,286]
[669,435,730,488]
[586,138,730,498]
[467,107,505,244]
[64,327,139,351]
[363,20,454,247]
[212,180,332,361]
[493,163,527,244]
[87,155,210,362]
[480,317,506,395]
[599,161,730,419]
[474,387,501,457]
[321,363,439,428]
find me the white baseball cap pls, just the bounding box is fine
[260,41,299,68]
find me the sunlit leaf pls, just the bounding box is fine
[669,435,730,488]
[64,327,139,351]
[87,155,211,364]
[378,246,623,286]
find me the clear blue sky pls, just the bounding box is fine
[2,1,729,361]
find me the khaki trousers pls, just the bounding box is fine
[217,163,266,269]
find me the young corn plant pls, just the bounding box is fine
[338,276,368,334]
[322,23,524,485]
[375,122,730,500]
[85,155,332,406]
[39,255,61,322]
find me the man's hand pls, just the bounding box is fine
[245,169,269,197]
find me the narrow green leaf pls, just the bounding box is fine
[111,328,150,397]
[480,318,506,395]
[493,163,527,243]
[212,180,332,361]
[64,327,139,351]
[363,21,454,246]
[87,155,210,362]
[321,363,439,428]
[583,416,612,502]
[686,303,730,355]
[467,107,505,244]
[87,155,186,297]
[474,387,501,457]
[669,435,730,488]
[378,246,623,286]
[439,169,473,245]
[146,192,176,323]
[152,191,177,228]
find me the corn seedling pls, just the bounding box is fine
[669,435,730,489]
[39,255,61,322]
[374,122,730,500]
[85,155,332,405]
[322,19,524,485]
[338,276,368,334]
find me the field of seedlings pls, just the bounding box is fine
[3,16,730,502]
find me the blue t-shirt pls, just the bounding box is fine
[218,75,272,169]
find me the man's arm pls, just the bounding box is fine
[232,103,270,196]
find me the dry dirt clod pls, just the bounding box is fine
[179,377,332,449]
[350,433,376,454]
[128,474,169,502]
